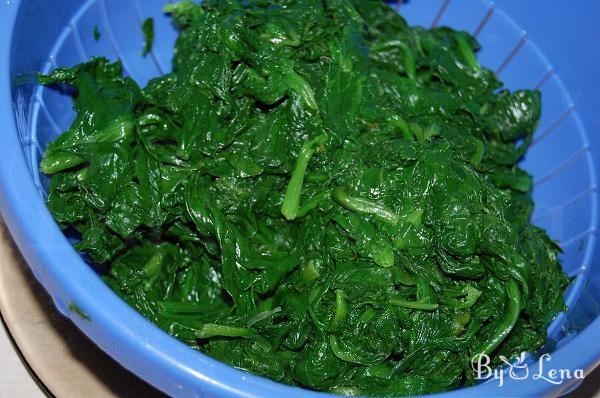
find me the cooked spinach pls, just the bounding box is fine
[38,0,569,395]
[93,25,101,41]
[142,17,155,57]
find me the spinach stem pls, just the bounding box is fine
[41,151,87,174]
[306,174,328,183]
[455,33,480,70]
[331,289,348,330]
[357,307,376,326]
[281,134,328,220]
[473,279,521,357]
[296,191,330,218]
[143,253,164,277]
[195,323,256,339]
[400,43,416,80]
[301,261,321,282]
[389,115,414,141]
[143,253,164,291]
[390,298,439,311]
[470,139,485,166]
[333,186,400,225]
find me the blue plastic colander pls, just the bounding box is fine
[0,0,599,396]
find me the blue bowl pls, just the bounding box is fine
[0,0,599,396]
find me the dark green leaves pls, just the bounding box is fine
[142,18,154,57]
[39,0,567,395]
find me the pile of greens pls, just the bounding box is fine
[39,0,569,395]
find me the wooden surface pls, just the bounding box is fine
[0,218,598,398]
